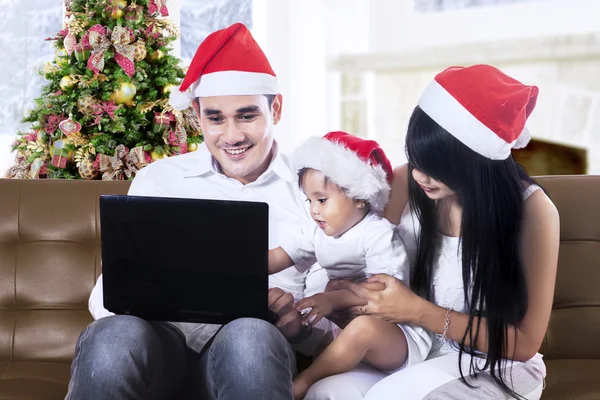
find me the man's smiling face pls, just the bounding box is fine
[195,94,282,184]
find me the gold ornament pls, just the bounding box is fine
[147,49,164,62]
[111,7,124,19]
[111,82,137,106]
[55,48,69,67]
[77,95,97,114]
[133,40,147,62]
[114,0,127,9]
[162,84,176,95]
[187,142,199,152]
[78,157,99,180]
[150,150,167,161]
[59,76,76,90]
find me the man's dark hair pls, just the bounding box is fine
[265,94,276,110]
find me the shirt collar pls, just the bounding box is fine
[182,141,296,185]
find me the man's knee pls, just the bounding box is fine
[75,315,158,371]
[214,317,287,355]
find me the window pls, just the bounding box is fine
[180,0,252,64]
[415,0,541,13]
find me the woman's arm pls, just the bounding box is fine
[417,190,559,360]
[347,189,560,361]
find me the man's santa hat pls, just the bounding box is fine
[418,64,539,160]
[169,23,278,110]
[291,132,393,214]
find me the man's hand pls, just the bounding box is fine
[268,287,302,339]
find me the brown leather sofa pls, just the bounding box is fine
[0,176,598,399]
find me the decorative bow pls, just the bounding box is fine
[148,0,169,16]
[96,145,147,180]
[45,114,67,135]
[87,25,136,77]
[90,101,120,126]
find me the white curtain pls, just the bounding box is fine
[0,0,63,174]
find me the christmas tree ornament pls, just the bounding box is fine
[133,40,147,62]
[59,117,82,136]
[187,142,199,152]
[150,149,167,161]
[153,111,175,133]
[111,7,124,19]
[78,157,99,180]
[77,95,97,114]
[55,48,70,67]
[64,31,77,55]
[50,139,73,168]
[162,84,176,94]
[114,0,128,9]
[59,76,76,90]
[74,43,91,62]
[111,82,137,106]
[147,49,164,62]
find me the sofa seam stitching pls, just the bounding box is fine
[0,362,8,379]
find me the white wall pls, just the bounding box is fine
[252,0,330,154]
[369,0,600,53]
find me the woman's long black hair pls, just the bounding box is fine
[406,106,533,398]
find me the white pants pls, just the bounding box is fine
[306,352,545,400]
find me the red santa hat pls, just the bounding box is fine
[291,132,394,214]
[169,23,278,110]
[418,64,539,160]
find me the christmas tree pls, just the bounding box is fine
[4,0,203,180]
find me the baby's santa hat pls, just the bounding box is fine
[169,23,278,110]
[292,132,393,214]
[418,64,539,160]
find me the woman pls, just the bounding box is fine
[313,65,559,399]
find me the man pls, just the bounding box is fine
[66,23,333,399]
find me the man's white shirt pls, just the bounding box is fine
[89,142,331,353]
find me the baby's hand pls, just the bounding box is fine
[295,293,334,328]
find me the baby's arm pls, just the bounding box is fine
[296,281,385,327]
[268,247,295,274]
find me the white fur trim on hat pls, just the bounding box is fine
[192,71,279,97]
[169,86,193,110]
[291,137,391,213]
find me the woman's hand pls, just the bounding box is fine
[345,274,425,324]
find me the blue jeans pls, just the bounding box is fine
[65,315,296,399]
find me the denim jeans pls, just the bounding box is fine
[65,315,296,399]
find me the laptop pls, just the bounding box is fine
[99,195,269,324]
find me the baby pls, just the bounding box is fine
[269,132,432,399]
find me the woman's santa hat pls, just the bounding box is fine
[292,132,393,214]
[418,64,539,160]
[169,23,278,110]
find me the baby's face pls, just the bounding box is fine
[301,170,368,237]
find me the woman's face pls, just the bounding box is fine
[411,168,455,200]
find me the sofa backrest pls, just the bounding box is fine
[0,179,130,363]
[535,175,600,360]
[0,176,598,364]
